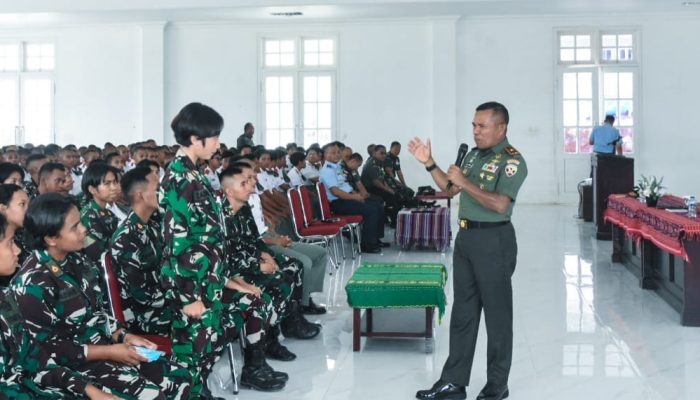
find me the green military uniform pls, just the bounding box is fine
[440,137,527,389]
[159,151,226,395]
[109,211,172,335]
[11,250,191,399]
[22,181,38,201]
[223,198,301,325]
[81,199,119,264]
[0,288,90,399]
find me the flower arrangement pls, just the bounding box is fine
[635,175,665,206]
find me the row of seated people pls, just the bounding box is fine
[0,109,333,398]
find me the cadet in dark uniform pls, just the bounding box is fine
[81,163,121,264]
[410,102,527,400]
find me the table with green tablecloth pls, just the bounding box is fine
[345,261,447,352]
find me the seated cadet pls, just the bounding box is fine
[319,143,385,253]
[0,185,30,286]
[0,213,121,399]
[221,164,320,341]
[0,163,25,186]
[23,154,48,200]
[105,153,125,173]
[300,148,321,183]
[37,163,69,197]
[80,163,120,264]
[109,168,171,335]
[13,194,191,399]
[236,160,328,315]
[286,152,308,187]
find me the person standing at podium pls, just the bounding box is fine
[589,115,622,155]
[409,101,527,400]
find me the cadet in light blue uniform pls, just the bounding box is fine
[589,115,622,155]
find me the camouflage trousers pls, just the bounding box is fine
[170,302,225,397]
[222,289,276,345]
[127,305,173,336]
[75,359,191,400]
[242,254,303,324]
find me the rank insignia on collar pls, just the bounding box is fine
[51,266,60,273]
[504,146,520,156]
[136,223,144,230]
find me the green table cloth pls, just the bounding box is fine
[345,262,447,321]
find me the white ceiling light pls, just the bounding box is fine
[269,11,303,17]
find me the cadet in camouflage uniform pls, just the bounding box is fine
[412,102,527,400]
[81,163,121,264]
[222,164,320,343]
[0,213,112,399]
[13,194,191,399]
[22,154,47,201]
[109,168,171,335]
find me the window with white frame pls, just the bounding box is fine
[557,31,637,155]
[261,36,336,149]
[0,41,55,145]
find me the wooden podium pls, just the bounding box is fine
[592,154,634,240]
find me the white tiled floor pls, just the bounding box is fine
[211,205,700,399]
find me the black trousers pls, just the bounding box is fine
[440,222,517,387]
[330,198,384,245]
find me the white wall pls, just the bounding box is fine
[6,11,700,202]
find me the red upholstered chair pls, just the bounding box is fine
[316,182,363,258]
[101,252,240,394]
[287,187,343,270]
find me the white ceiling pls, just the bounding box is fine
[0,0,697,26]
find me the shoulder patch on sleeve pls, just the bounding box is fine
[504,146,520,156]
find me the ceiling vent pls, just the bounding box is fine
[270,11,304,17]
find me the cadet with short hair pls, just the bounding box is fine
[80,163,121,264]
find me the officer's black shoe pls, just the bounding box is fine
[241,347,286,392]
[476,384,509,400]
[376,240,391,248]
[281,301,321,339]
[262,359,289,382]
[266,332,297,361]
[301,297,327,315]
[415,380,466,400]
[199,382,225,400]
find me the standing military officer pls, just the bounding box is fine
[410,102,527,400]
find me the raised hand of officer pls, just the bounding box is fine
[408,137,432,165]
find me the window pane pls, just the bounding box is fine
[601,48,615,61]
[266,129,280,149]
[281,129,295,145]
[576,49,591,61]
[318,129,331,146]
[578,128,592,154]
[560,49,574,62]
[578,100,592,126]
[41,58,55,70]
[603,100,618,119]
[266,77,279,102]
[318,77,331,102]
[563,100,577,126]
[564,128,577,153]
[41,43,54,56]
[280,53,295,66]
[280,40,294,53]
[603,73,618,98]
[620,48,633,61]
[304,103,318,128]
[280,103,294,128]
[304,77,317,102]
[279,77,293,102]
[26,43,41,57]
[602,35,616,47]
[618,73,633,98]
[618,100,633,126]
[304,130,318,148]
[319,40,333,52]
[577,73,592,99]
[560,35,574,47]
[0,44,19,72]
[266,104,280,128]
[318,103,331,128]
[576,35,590,47]
[305,39,318,52]
[620,127,634,153]
[305,53,319,66]
[0,79,18,144]
[563,73,577,99]
[618,34,633,47]
[266,54,280,67]
[26,57,40,71]
[266,40,280,53]
[319,53,334,66]
[22,78,52,144]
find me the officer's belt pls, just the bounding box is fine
[459,219,509,230]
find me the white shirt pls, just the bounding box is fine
[205,167,221,191]
[301,164,320,180]
[287,167,305,188]
[248,193,268,235]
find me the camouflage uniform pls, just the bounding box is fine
[11,250,191,400]
[109,211,172,335]
[223,198,303,323]
[159,152,227,395]
[1,288,90,399]
[81,199,119,264]
[22,181,38,201]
